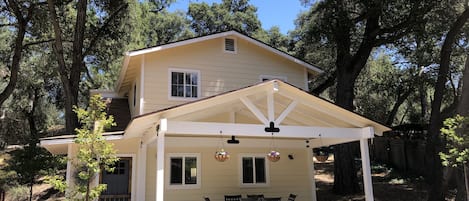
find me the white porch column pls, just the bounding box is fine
[136,142,147,201]
[360,139,374,201]
[306,148,317,201]
[66,144,72,188]
[156,119,167,201]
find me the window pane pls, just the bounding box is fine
[191,86,197,97]
[255,158,266,183]
[185,86,192,98]
[190,73,198,85]
[242,157,254,183]
[172,72,183,84]
[170,158,183,184]
[185,157,197,184]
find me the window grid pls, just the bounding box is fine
[170,70,199,99]
[167,153,201,189]
[241,156,267,185]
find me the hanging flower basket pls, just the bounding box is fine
[313,147,329,162]
[215,149,230,162]
[267,150,280,162]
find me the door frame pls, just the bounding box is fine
[98,154,137,201]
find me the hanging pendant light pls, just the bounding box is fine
[215,131,230,162]
[267,132,280,162]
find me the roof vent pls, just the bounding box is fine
[224,38,236,52]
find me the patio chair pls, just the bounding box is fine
[287,194,297,201]
[204,196,211,201]
[225,194,242,201]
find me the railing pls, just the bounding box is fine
[99,194,131,201]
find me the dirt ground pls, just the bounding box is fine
[314,156,431,201]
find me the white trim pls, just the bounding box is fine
[267,91,274,122]
[140,55,145,115]
[308,149,317,201]
[259,75,287,82]
[240,97,269,125]
[165,153,202,190]
[360,139,374,201]
[66,144,72,190]
[274,100,298,125]
[166,121,372,139]
[89,90,120,98]
[304,68,309,90]
[156,119,167,201]
[115,53,130,92]
[238,153,270,187]
[136,143,147,201]
[167,68,201,101]
[40,132,124,146]
[223,37,237,54]
[97,154,137,201]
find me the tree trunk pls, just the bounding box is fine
[426,8,469,201]
[455,54,469,201]
[0,0,27,107]
[69,0,88,131]
[29,177,33,201]
[386,88,412,125]
[47,0,85,133]
[333,67,361,194]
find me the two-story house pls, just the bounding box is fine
[41,31,390,201]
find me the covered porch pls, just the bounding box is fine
[128,80,390,201]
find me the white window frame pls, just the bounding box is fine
[223,37,237,54]
[259,75,287,82]
[166,153,202,189]
[168,68,201,101]
[238,154,270,187]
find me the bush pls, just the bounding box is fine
[7,185,29,201]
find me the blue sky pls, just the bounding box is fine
[168,0,308,34]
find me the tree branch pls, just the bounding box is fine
[23,39,55,48]
[311,71,336,95]
[83,3,128,56]
[0,23,15,27]
[0,0,27,107]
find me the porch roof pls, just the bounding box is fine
[125,80,390,142]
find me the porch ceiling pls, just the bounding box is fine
[124,80,390,140]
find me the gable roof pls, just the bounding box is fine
[124,80,390,139]
[114,30,323,92]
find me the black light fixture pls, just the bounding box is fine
[227,135,239,144]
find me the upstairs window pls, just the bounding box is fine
[169,68,200,99]
[224,38,237,53]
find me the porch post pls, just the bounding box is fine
[66,144,72,188]
[306,148,317,201]
[360,138,374,201]
[156,119,167,201]
[136,142,147,201]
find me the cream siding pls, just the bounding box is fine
[143,36,308,113]
[143,138,312,201]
